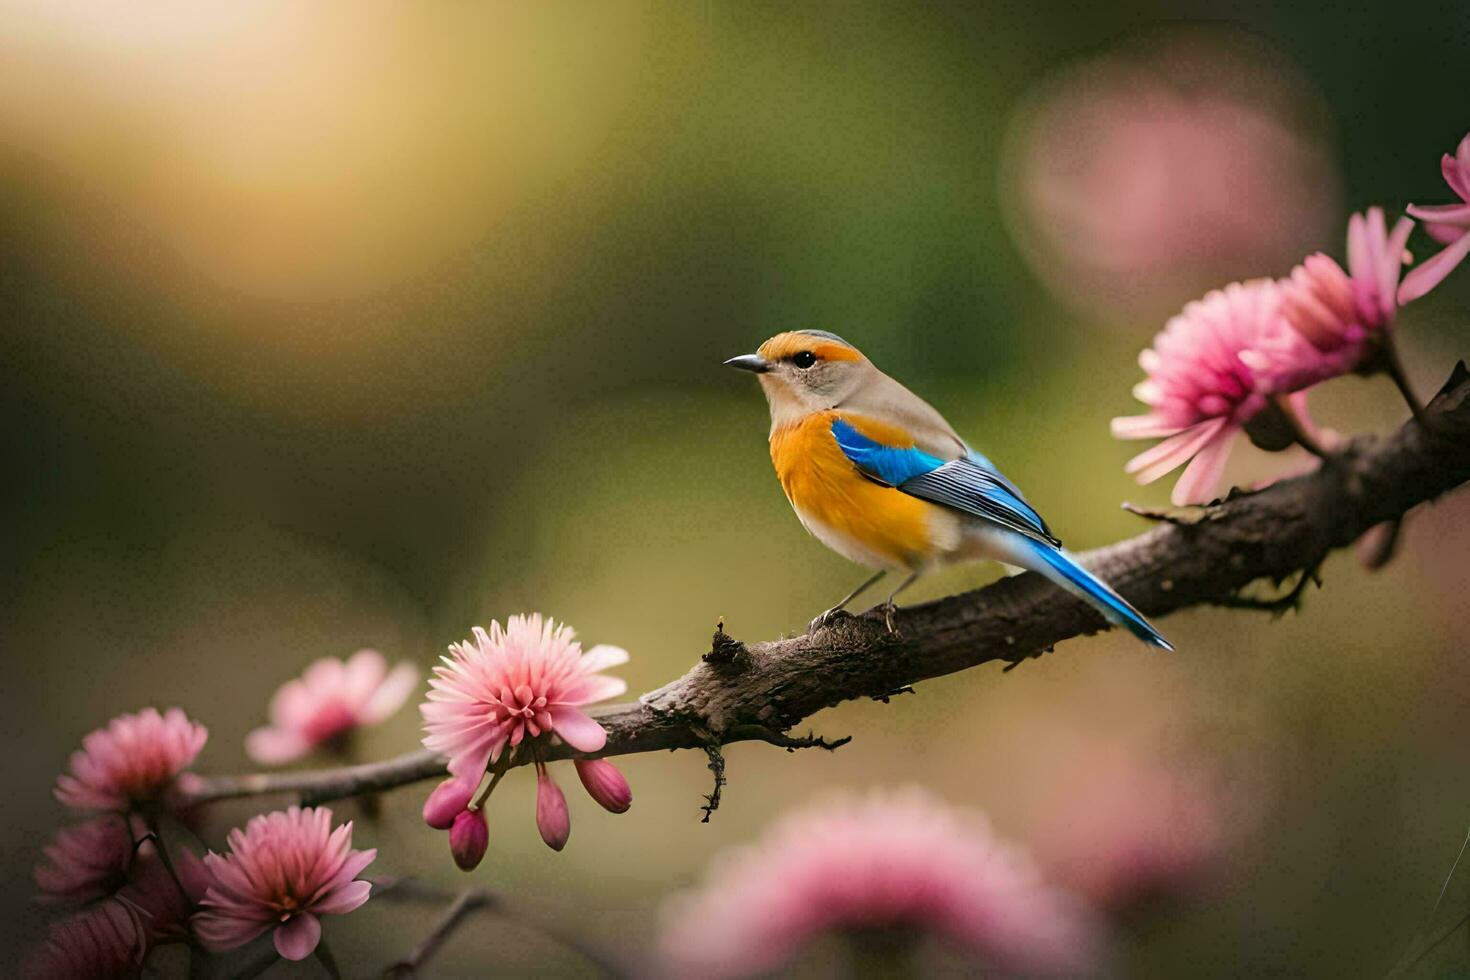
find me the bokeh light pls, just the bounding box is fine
[999,27,1342,329]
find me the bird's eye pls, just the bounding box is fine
[792,351,817,369]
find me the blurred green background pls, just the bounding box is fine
[2,1,1468,976]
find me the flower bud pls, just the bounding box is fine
[449,808,489,871]
[573,758,632,814]
[535,768,571,851]
[423,777,475,830]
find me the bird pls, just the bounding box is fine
[724,329,1172,650]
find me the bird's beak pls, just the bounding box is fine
[724,354,771,374]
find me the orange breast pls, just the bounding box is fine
[768,411,937,570]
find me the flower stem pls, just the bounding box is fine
[140,811,193,912]
[1382,338,1430,427]
[844,927,920,979]
[472,754,513,810]
[1272,397,1328,458]
[315,938,343,980]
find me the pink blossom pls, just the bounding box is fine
[999,28,1339,325]
[33,817,135,903]
[25,899,145,979]
[421,615,628,781]
[660,788,1107,978]
[1248,208,1414,392]
[449,809,489,871]
[1400,132,1470,304]
[419,614,632,859]
[192,806,375,961]
[1111,279,1282,505]
[1027,751,1230,910]
[246,649,419,765]
[54,708,208,813]
[574,758,632,813]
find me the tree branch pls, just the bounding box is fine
[185,363,1470,809]
[376,880,631,978]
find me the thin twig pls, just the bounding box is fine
[140,813,193,913]
[1206,566,1321,617]
[1388,912,1470,978]
[692,725,726,823]
[378,882,632,978]
[384,888,492,978]
[1382,338,1431,429]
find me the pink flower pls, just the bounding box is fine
[54,708,208,813]
[1250,208,1414,392]
[419,614,632,860]
[1400,132,1470,304]
[25,899,144,979]
[998,28,1339,325]
[421,615,628,780]
[192,806,375,961]
[33,817,135,903]
[659,788,1107,978]
[246,649,419,765]
[1111,279,1281,505]
[1027,752,1231,910]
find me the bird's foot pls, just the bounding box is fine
[807,607,853,633]
[870,602,900,635]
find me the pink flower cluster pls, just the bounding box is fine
[420,614,632,870]
[1113,132,1468,505]
[31,814,214,971]
[35,707,380,972]
[246,648,418,764]
[659,788,1107,978]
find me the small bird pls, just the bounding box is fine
[725,330,1172,649]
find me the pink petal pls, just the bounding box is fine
[193,912,271,951]
[1110,414,1182,440]
[559,674,627,705]
[1406,202,1470,227]
[579,645,630,673]
[359,662,420,724]
[1170,430,1235,505]
[1444,148,1470,201]
[313,879,372,915]
[549,707,608,753]
[342,650,389,707]
[1399,231,1470,304]
[244,727,311,766]
[1125,419,1226,484]
[273,913,322,961]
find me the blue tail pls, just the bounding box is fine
[1025,542,1174,651]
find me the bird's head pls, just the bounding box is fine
[725,330,872,424]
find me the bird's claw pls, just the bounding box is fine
[808,607,851,633]
[874,602,899,635]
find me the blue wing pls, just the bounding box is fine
[830,419,1060,547]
